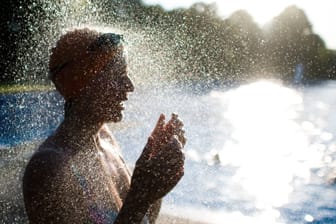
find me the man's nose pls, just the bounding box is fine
[124,76,134,92]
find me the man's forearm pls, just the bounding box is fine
[114,188,151,224]
[147,199,162,223]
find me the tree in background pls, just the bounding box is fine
[222,10,263,81]
[264,5,335,82]
[1,1,335,86]
[98,2,336,84]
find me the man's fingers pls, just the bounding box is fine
[166,113,180,127]
[169,135,183,150]
[173,116,184,129]
[178,130,187,147]
[166,114,185,139]
[152,113,165,136]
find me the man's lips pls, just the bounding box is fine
[113,93,130,109]
[118,101,125,110]
[116,97,128,109]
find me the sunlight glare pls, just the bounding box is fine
[216,0,290,25]
[210,80,325,209]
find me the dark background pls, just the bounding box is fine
[1,0,335,86]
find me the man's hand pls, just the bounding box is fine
[129,113,186,205]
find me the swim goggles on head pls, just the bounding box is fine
[88,33,124,52]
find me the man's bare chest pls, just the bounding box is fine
[70,137,131,211]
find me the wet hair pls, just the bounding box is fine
[49,28,125,101]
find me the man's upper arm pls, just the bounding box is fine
[22,150,81,223]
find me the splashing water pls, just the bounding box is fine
[12,0,175,87]
[3,0,336,223]
[2,78,336,223]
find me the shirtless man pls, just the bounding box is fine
[22,28,186,224]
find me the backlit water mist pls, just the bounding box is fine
[1,80,336,223]
[2,1,336,223]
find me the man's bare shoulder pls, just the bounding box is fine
[23,141,68,189]
[29,142,64,167]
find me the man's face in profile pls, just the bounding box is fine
[86,61,134,123]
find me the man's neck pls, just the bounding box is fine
[52,111,104,151]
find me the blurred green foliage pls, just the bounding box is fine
[0,84,53,94]
[116,2,336,84]
[1,0,335,86]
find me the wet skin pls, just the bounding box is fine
[22,60,186,224]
